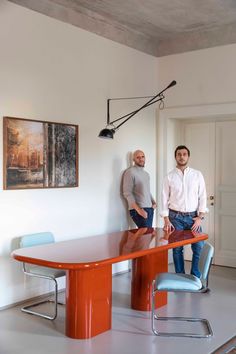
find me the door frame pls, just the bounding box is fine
[156,101,236,228]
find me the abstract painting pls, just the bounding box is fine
[3,117,78,189]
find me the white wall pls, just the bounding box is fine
[158,44,236,106]
[0,1,158,307]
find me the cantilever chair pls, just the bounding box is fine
[152,242,214,338]
[20,232,65,320]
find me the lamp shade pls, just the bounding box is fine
[98,128,115,139]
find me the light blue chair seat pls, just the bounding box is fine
[152,242,214,338]
[19,232,66,320]
[156,273,202,291]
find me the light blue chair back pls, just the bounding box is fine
[199,242,214,281]
[19,231,64,321]
[20,232,55,248]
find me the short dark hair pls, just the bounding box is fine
[175,145,190,157]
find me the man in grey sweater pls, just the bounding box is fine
[123,150,156,227]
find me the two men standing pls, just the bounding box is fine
[122,145,207,278]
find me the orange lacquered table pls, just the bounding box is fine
[12,228,207,339]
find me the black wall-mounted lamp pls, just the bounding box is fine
[98,80,177,139]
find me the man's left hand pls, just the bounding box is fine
[191,217,202,232]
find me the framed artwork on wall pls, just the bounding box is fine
[3,116,79,190]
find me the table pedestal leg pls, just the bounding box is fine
[66,264,112,339]
[131,250,168,311]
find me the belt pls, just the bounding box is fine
[169,209,197,216]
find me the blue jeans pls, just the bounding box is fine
[130,207,154,228]
[169,210,204,278]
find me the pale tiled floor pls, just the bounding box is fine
[0,263,235,354]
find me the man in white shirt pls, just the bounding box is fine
[161,145,207,278]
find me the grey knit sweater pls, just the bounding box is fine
[123,165,155,210]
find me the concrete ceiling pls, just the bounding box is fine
[8,0,236,56]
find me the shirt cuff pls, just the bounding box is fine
[198,207,209,214]
[160,210,169,217]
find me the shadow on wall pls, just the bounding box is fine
[107,152,136,232]
[1,237,26,303]
[11,237,21,252]
[110,152,136,274]
[120,152,136,230]
[122,151,137,230]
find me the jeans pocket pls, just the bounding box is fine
[169,211,177,219]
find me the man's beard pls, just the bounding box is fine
[136,162,145,167]
[177,160,188,167]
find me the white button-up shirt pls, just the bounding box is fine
[161,167,207,217]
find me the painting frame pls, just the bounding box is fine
[3,116,79,190]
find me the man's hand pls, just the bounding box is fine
[138,208,148,219]
[131,202,148,219]
[191,217,202,232]
[152,202,157,209]
[163,217,175,232]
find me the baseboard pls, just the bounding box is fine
[0,288,66,311]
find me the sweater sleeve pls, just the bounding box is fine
[123,169,135,208]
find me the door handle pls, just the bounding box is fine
[209,195,214,206]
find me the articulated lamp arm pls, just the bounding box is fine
[99,80,176,139]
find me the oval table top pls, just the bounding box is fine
[11,227,208,270]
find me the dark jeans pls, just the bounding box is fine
[169,209,204,278]
[130,207,154,228]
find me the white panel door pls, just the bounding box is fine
[182,120,236,267]
[215,121,236,267]
[183,122,215,260]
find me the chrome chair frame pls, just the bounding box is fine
[20,232,65,320]
[151,242,214,338]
